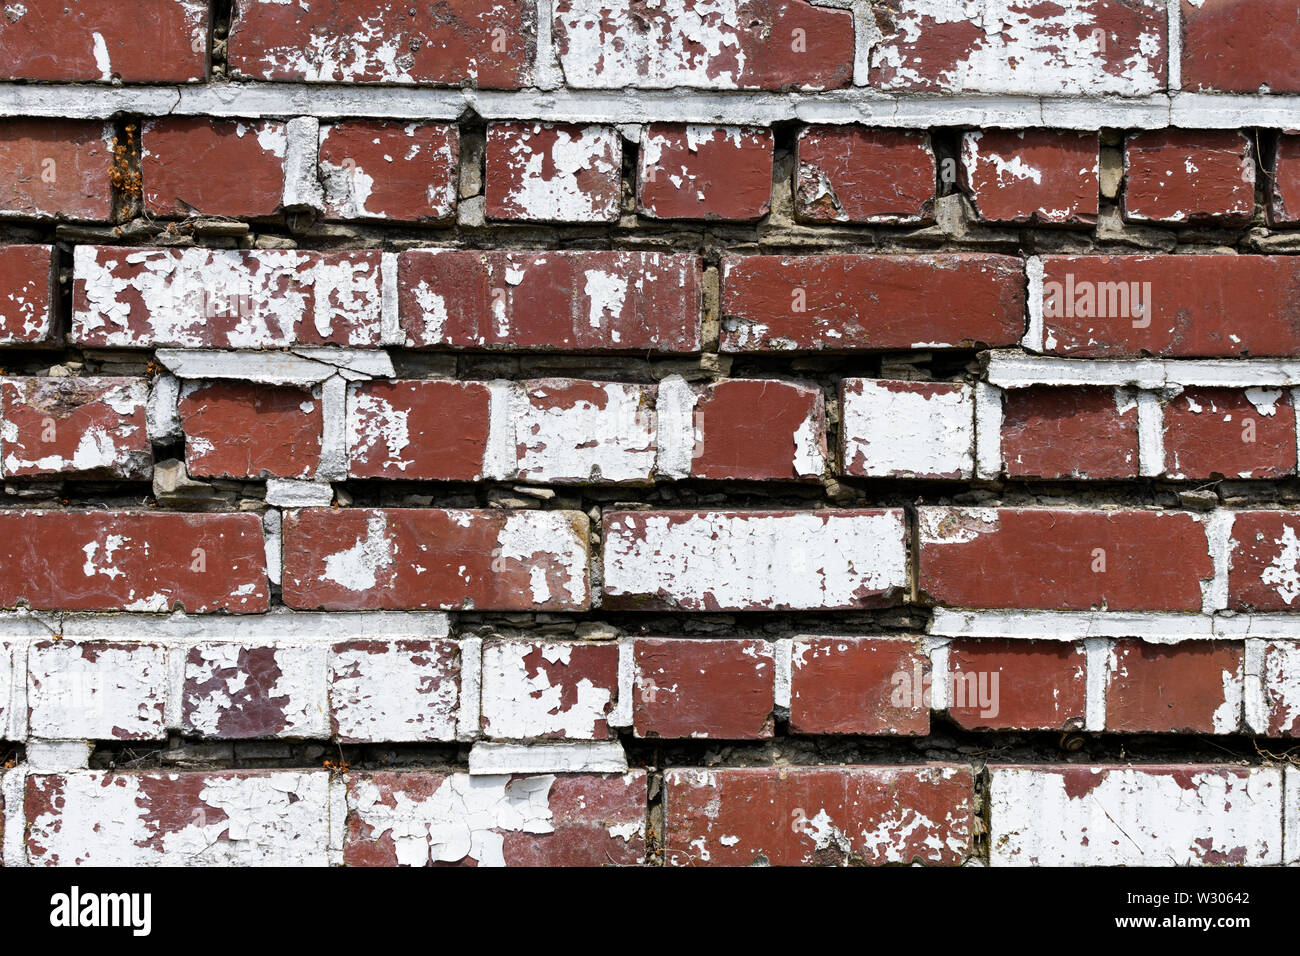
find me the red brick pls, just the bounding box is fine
[795,126,934,224]
[398,250,701,352]
[840,379,974,480]
[485,122,621,223]
[638,125,773,221]
[181,643,326,739]
[1228,511,1300,611]
[961,130,1099,227]
[947,640,1086,731]
[1259,641,1300,736]
[0,245,54,344]
[26,771,329,865]
[347,380,492,481]
[73,246,385,348]
[1271,134,1300,226]
[686,379,826,481]
[344,771,645,867]
[1123,130,1254,225]
[0,0,208,82]
[633,638,774,739]
[664,765,974,866]
[1,377,152,479]
[281,508,590,612]
[721,254,1024,352]
[871,0,1166,95]
[789,637,929,736]
[1000,387,1139,479]
[552,0,854,91]
[142,119,286,219]
[919,508,1213,612]
[1105,640,1243,734]
[1163,387,1297,480]
[1181,0,1300,93]
[320,121,458,222]
[0,119,111,220]
[1038,255,1300,358]
[480,641,619,740]
[1107,639,1248,738]
[228,0,531,87]
[330,640,461,743]
[604,510,908,611]
[0,511,267,612]
[179,382,323,480]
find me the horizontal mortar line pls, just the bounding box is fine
[2,84,1300,128]
[929,608,1300,642]
[986,352,1300,388]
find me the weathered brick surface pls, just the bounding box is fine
[26,771,332,866]
[1104,640,1243,734]
[919,508,1213,611]
[0,120,112,220]
[552,0,854,91]
[344,770,645,866]
[722,254,1024,352]
[330,640,460,743]
[486,122,621,223]
[961,130,1099,227]
[871,0,1166,95]
[281,508,590,611]
[1162,387,1297,480]
[1000,387,1139,480]
[1180,0,1300,93]
[1123,130,1254,225]
[0,245,54,343]
[398,250,701,352]
[320,121,458,223]
[841,379,973,479]
[73,247,386,348]
[481,640,619,740]
[1,377,152,478]
[603,510,909,611]
[227,0,532,87]
[179,382,323,480]
[790,637,930,735]
[989,765,1283,866]
[947,640,1086,731]
[664,766,975,865]
[0,0,209,83]
[1038,256,1300,357]
[0,511,268,612]
[796,127,935,224]
[685,379,826,481]
[633,638,774,739]
[347,380,492,481]
[639,125,773,221]
[2,0,1297,873]
[142,119,287,219]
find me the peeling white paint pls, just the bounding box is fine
[842,380,974,479]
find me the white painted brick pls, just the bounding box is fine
[27,640,168,741]
[841,379,974,479]
[479,640,618,740]
[990,765,1284,866]
[329,639,460,743]
[24,770,332,866]
[605,510,908,611]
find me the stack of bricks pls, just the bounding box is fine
[0,0,1297,867]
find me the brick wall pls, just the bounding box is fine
[0,0,1297,870]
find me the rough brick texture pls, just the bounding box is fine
[2,0,1296,875]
